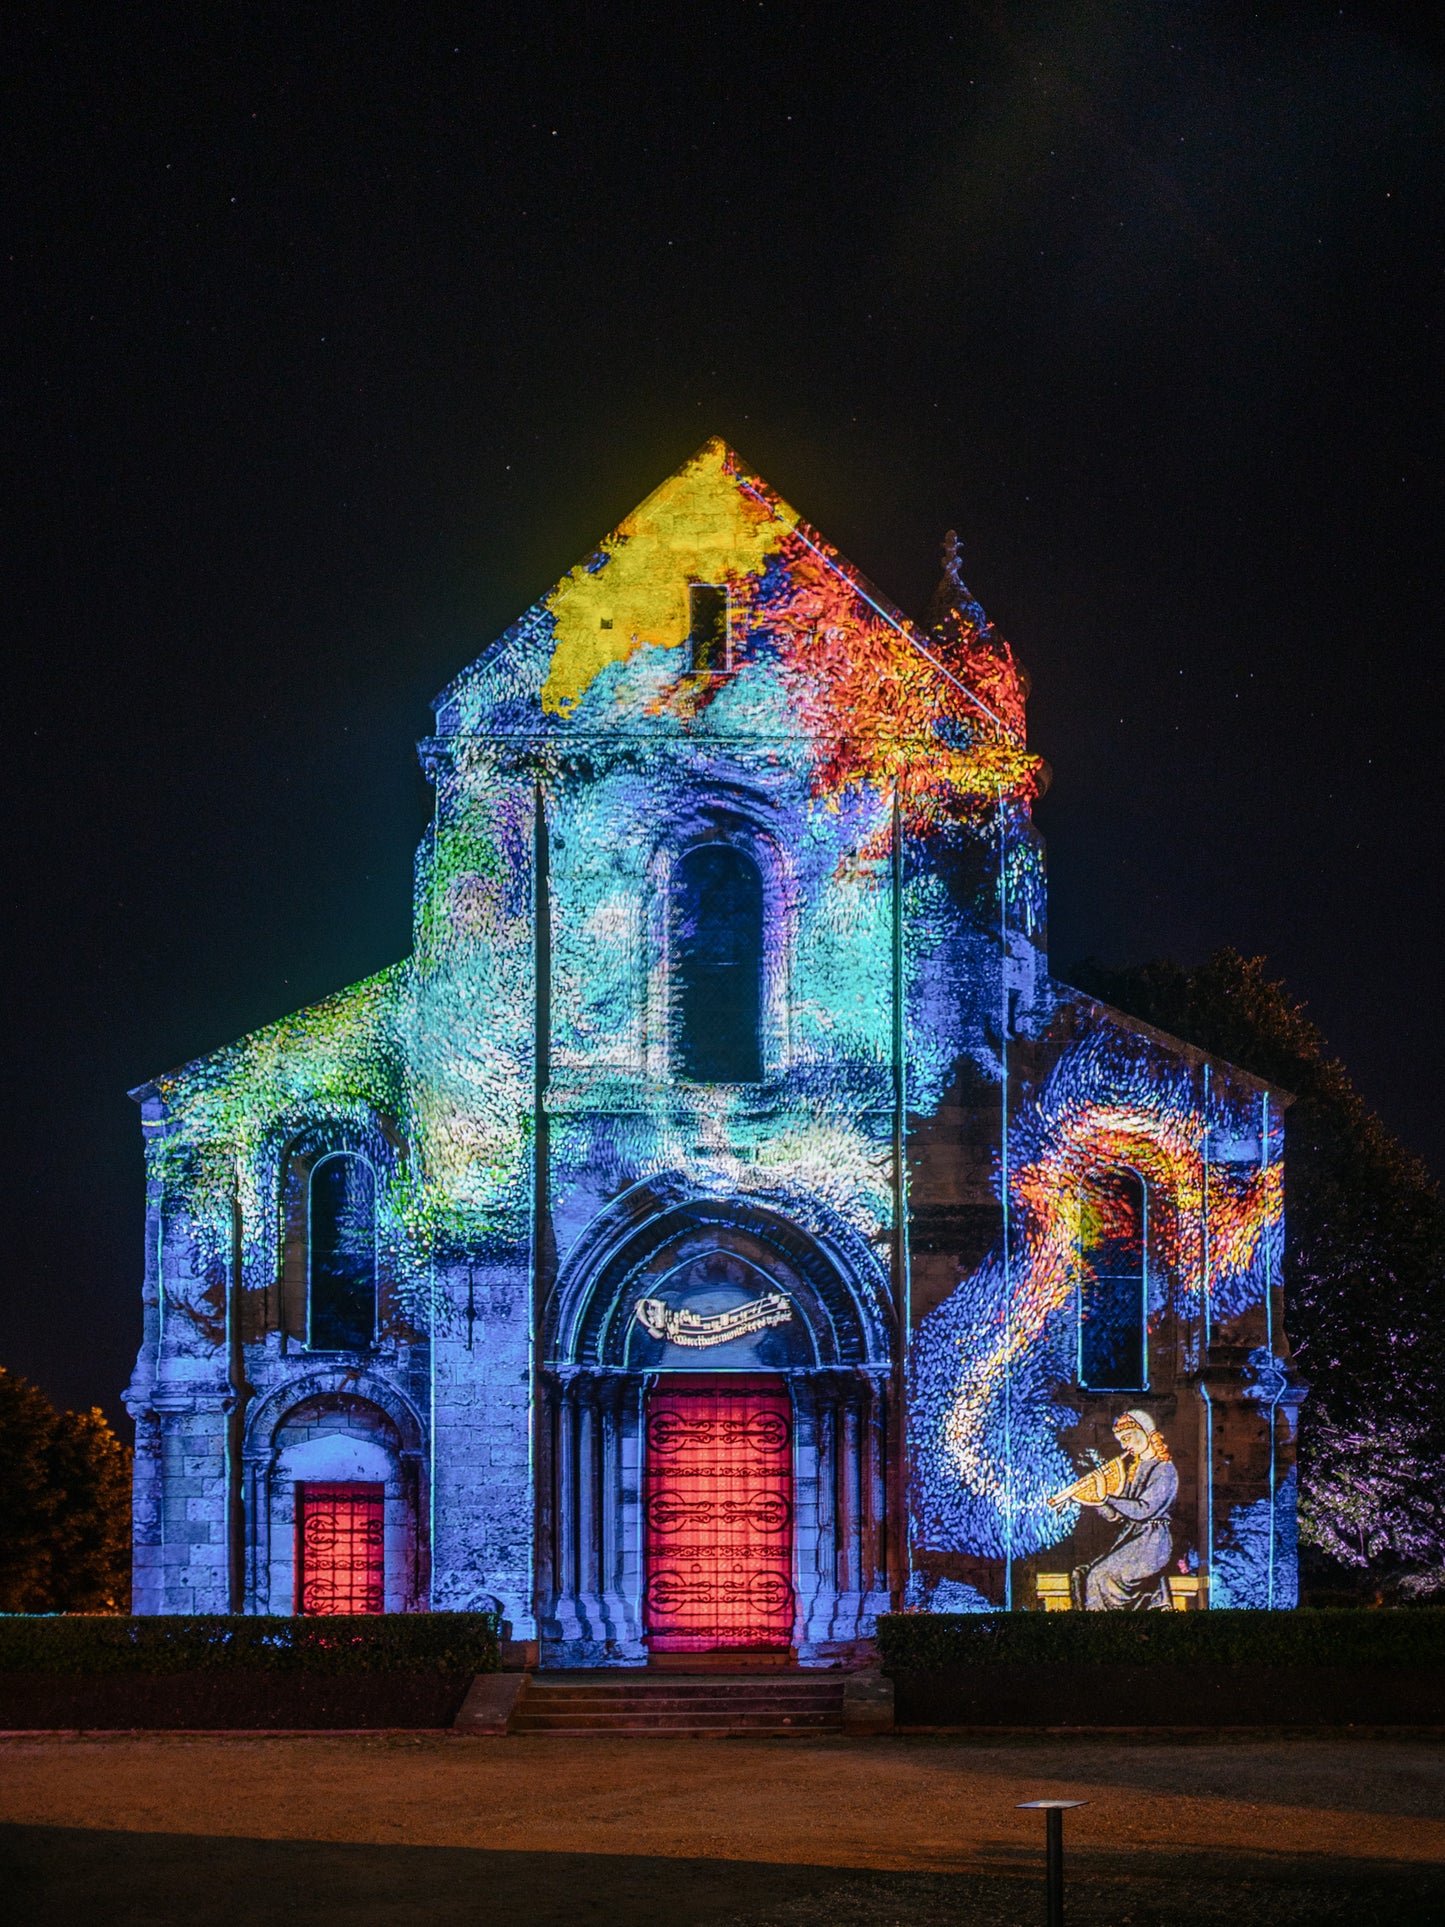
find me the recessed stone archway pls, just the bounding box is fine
[538,1182,896,1668]
[242,1370,428,1614]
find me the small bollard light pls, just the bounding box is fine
[1016,1799,1088,1926]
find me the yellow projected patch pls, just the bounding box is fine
[540,439,794,715]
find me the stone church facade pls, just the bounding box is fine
[125,441,1303,1656]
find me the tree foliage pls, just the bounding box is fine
[1070,949,1445,1599]
[0,1366,131,1612]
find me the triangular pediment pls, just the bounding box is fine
[435,437,1037,823]
[438,438,914,718]
[537,438,834,715]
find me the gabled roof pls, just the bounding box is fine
[433,437,1022,738]
[1065,987,1296,1103]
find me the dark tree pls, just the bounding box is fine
[1070,949,1445,1603]
[0,1365,131,1611]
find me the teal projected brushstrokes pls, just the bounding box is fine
[126,439,1300,1640]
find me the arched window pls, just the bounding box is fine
[688,583,730,672]
[1078,1169,1147,1390]
[308,1153,377,1351]
[673,844,763,1083]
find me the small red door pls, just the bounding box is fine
[643,1375,795,1653]
[295,1481,385,1614]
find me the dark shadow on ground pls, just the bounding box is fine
[0,1825,1440,1926]
[866,1733,1445,1823]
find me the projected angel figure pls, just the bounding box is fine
[1049,1409,1178,1610]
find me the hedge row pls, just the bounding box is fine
[0,1612,500,1676]
[876,1608,1445,1671]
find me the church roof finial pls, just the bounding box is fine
[922,528,990,640]
[920,527,1032,727]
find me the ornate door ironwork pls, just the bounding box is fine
[295,1481,385,1614]
[643,1375,795,1652]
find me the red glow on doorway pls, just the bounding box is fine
[295,1481,384,1614]
[643,1376,795,1652]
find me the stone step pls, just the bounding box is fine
[519,1691,843,1707]
[512,1711,841,1732]
[533,1672,843,1686]
[511,1726,828,1738]
[511,1670,848,1735]
[524,1679,843,1696]
[517,1699,842,1714]
[521,1684,843,1702]
[523,1669,844,1678]
[517,1689,843,1704]
[520,1704,840,1718]
[517,1700,841,1716]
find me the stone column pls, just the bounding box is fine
[556,1386,576,1602]
[600,1380,621,1599]
[577,1387,598,1605]
[128,1410,164,1614]
[618,1376,647,1654]
[838,1399,860,1598]
[815,1396,836,1591]
[865,1379,887,1595]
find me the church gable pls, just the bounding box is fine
[436,439,1039,836]
[536,437,793,716]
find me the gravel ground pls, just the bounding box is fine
[2,1731,1441,1925]
[726,1867,1440,1925]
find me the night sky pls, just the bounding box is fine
[5,3,1442,1423]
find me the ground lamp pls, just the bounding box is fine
[1016,1800,1088,1926]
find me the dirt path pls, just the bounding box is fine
[2,1732,1442,1924]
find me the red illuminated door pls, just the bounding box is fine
[295,1481,384,1614]
[643,1376,795,1652]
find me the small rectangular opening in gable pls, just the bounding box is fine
[688,583,730,673]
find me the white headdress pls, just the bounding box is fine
[1115,1409,1156,1436]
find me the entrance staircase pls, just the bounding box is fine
[509,1670,847,1736]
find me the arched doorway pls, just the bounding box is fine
[241,1372,428,1614]
[643,1374,795,1656]
[539,1187,895,1667]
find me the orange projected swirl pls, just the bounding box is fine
[643,1376,795,1653]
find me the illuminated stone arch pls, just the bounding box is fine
[545,1176,891,1371]
[536,1177,896,1665]
[271,1112,407,1347]
[242,1368,428,1613]
[641,790,799,1084]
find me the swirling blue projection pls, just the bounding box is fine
[124,442,1301,1648]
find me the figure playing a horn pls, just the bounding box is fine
[1049,1410,1178,1610]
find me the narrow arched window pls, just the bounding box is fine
[1079,1169,1146,1390]
[308,1154,377,1351]
[688,583,730,672]
[673,844,763,1082]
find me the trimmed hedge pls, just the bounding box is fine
[886,1663,1445,1728]
[0,1669,477,1729]
[877,1608,1445,1672]
[0,1612,500,1677]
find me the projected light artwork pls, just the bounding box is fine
[125,440,1301,1644]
